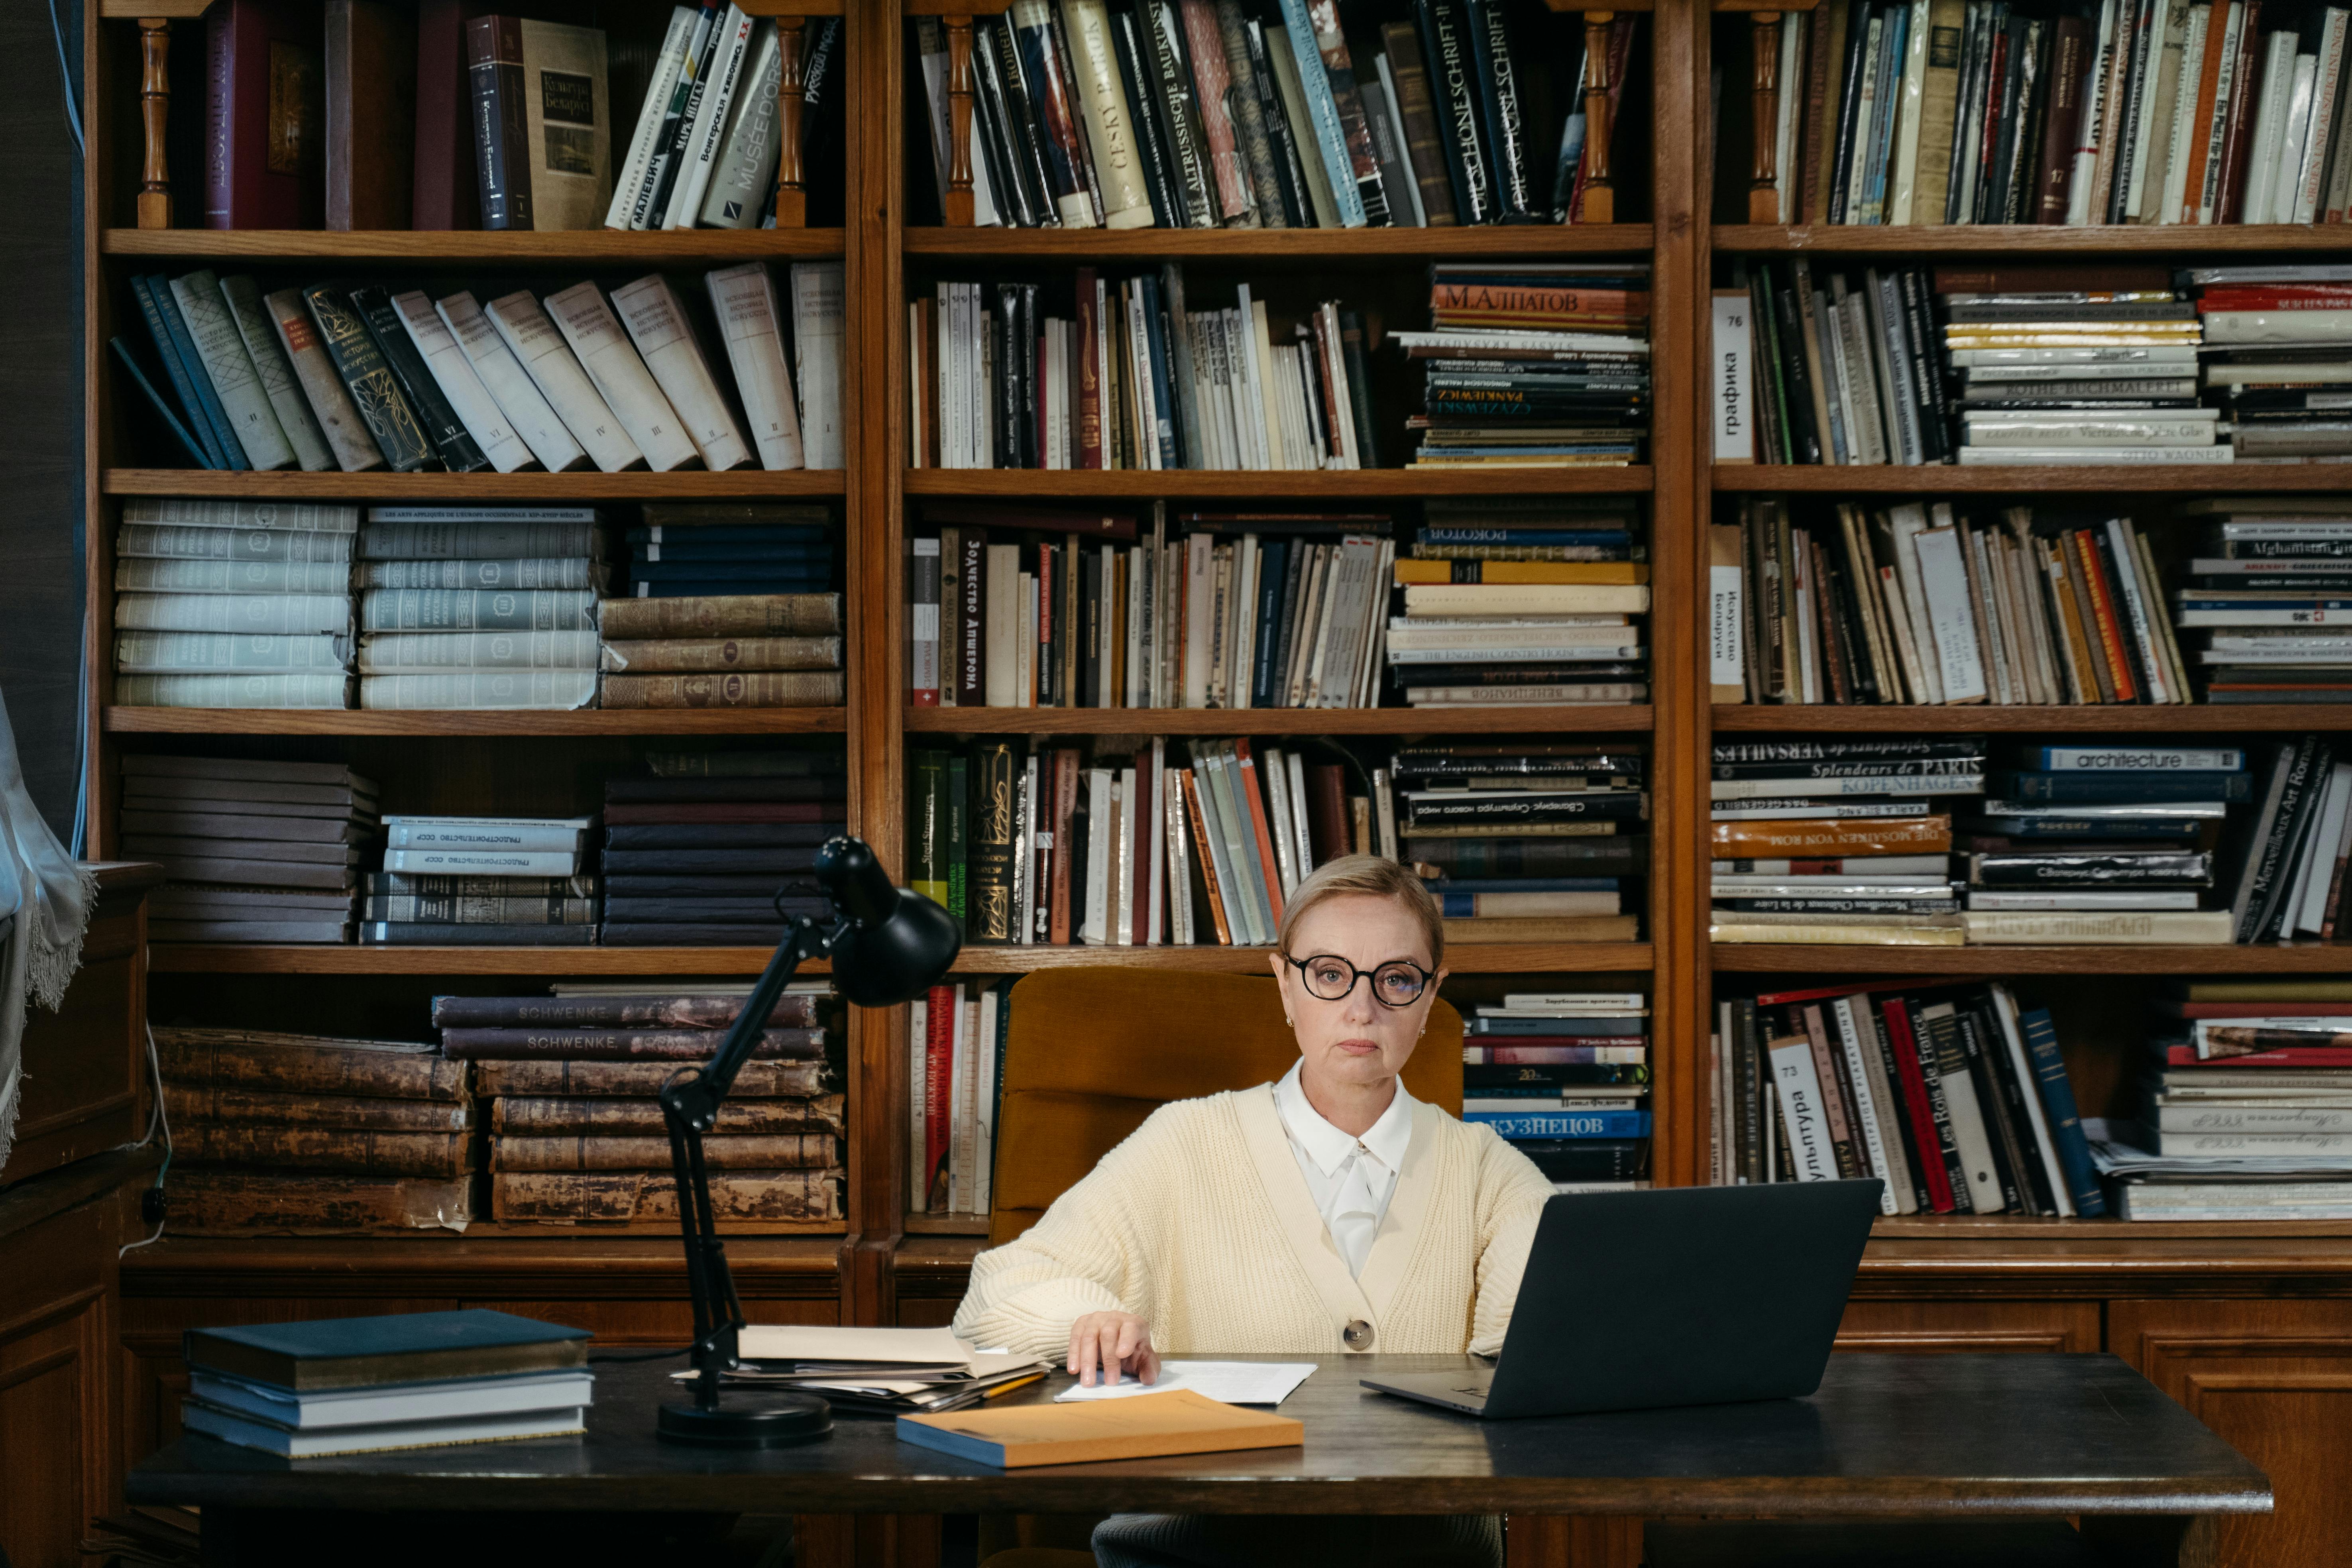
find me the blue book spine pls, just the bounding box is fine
[2020,1007,2106,1217]
[1423,877,1619,893]
[1418,529,1632,547]
[1467,1017,1646,1036]
[108,338,215,469]
[1252,538,1288,707]
[1973,815,2209,839]
[128,275,227,470]
[1278,0,1369,226]
[2026,746,2246,772]
[631,545,835,565]
[633,581,829,597]
[1464,1110,1653,1138]
[1994,772,2252,804]
[1863,8,1907,224]
[633,525,834,545]
[1138,275,1179,468]
[893,1413,1005,1466]
[144,274,250,471]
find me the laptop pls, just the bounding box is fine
[1361,1181,1882,1419]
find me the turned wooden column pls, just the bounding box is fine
[774,16,808,227]
[138,19,173,229]
[943,17,975,226]
[1580,11,1616,224]
[1750,12,1783,223]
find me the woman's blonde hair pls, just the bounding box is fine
[1275,854,1444,969]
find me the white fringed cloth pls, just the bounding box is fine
[0,684,94,1171]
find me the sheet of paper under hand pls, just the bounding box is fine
[1054,1361,1316,1405]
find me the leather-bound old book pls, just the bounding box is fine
[154,1026,466,1101]
[163,1084,473,1134]
[491,1094,845,1136]
[473,1059,829,1098]
[301,285,436,471]
[602,672,847,709]
[430,991,823,1030]
[324,0,415,228]
[167,1169,473,1234]
[466,16,612,230]
[489,1168,844,1224]
[204,0,325,228]
[176,1124,472,1178]
[489,1133,840,1171]
[438,1025,826,1061]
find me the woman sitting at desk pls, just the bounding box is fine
[953,855,1554,1568]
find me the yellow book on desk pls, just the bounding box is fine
[895,1388,1302,1468]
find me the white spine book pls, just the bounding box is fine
[434,292,588,473]
[481,291,643,472]
[1285,753,1312,878]
[1183,533,1214,706]
[358,670,597,711]
[358,630,603,672]
[541,281,700,472]
[699,22,784,228]
[2295,13,2351,224]
[789,262,846,469]
[1826,998,1900,1214]
[389,291,536,474]
[905,998,928,1211]
[1262,746,1299,894]
[261,287,384,472]
[2159,5,2211,225]
[1883,503,1945,702]
[669,8,755,230]
[705,263,806,470]
[1112,771,1136,945]
[1232,536,1261,709]
[114,631,349,673]
[1956,444,2232,463]
[2242,31,2300,226]
[1889,0,1931,224]
[114,593,351,635]
[1061,0,1157,228]
[985,542,1022,706]
[972,984,999,1210]
[2069,0,2120,222]
[1920,1001,2007,1212]
[947,984,974,1210]
[1766,1037,1838,1181]
[1912,522,1989,703]
[170,270,296,470]
[917,17,999,225]
[608,6,698,228]
[115,672,350,708]
[609,273,752,470]
[218,275,333,471]
[1145,738,1166,945]
[1081,768,1113,942]
[2273,52,2320,223]
[2128,0,2191,220]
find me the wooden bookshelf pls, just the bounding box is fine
[98,228,847,261]
[1714,466,2352,493]
[900,469,1656,498]
[904,706,1657,736]
[103,708,851,735]
[101,468,848,498]
[1711,706,2342,733]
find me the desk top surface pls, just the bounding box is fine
[127,1352,2271,1517]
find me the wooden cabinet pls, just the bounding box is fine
[2111,1299,2352,1568]
[1834,1299,2100,1354]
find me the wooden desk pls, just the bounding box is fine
[129,1353,2266,1568]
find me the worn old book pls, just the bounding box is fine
[144,857,357,890]
[602,672,847,709]
[151,919,354,943]
[362,922,595,946]
[163,1083,474,1133]
[490,1094,845,1136]
[597,593,843,639]
[204,0,326,229]
[166,1169,473,1235]
[438,1026,825,1061]
[430,991,821,1029]
[600,636,843,673]
[120,810,368,845]
[175,1124,472,1177]
[301,284,436,472]
[490,1133,837,1171]
[1438,916,1640,943]
[154,1027,464,1100]
[466,17,611,231]
[896,1388,1303,1469]
[473,1058,829,1099]
[489,1168,843,1224]
[324,0,416,229]
[124,750,372,785]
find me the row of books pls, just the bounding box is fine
[909,268,1376,470]
[112,264,841,474]
[910,980,1012,1217]
[908,739,1644,948]
[912,2,1635,231]
[1461,992,1652,1191]
[1407,263,1652,469]
[1752,0,2352,227]
[1711,979,2100,1218]
[1719,499,2192,707]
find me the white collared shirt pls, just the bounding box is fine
[1271,1061,1415,1279]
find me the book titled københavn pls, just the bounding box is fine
[895,1387,1302,1468]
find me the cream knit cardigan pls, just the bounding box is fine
[953,1082,1555,1361]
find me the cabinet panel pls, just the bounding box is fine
[0,1310,100,1568]
[1834,1299,2100,1354]
[2111,1299,2352,1568]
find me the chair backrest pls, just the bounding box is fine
[986,968,1464,1246]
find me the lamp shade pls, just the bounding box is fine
[816,837,961,1006]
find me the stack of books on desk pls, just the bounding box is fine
[597,754,847,943]
[597,593,846,709]
[2092,980,2352,1220]
[1399,745,1644,944]
[365,816,597,947]
[178,1309,591,1457]
[129,755,374,943]
[2173,497,2352,702]
[355,507,605,711]
[153,1027,474,1234]
[714,1325,1044,1416]
[1708,739,1981,946]
[112,498,356,710]
[439,984,842,1228]
[1463,993,1650,1191]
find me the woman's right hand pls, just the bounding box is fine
[1067,1311,1158,1388]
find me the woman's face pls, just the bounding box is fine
[1273,892,1450,1095]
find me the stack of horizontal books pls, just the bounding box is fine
[178,1309,590,1457]
[365,816,596,947]
[1403,264,1650,469]
[113,499,354,710]
[621,503,834,598]
[442,985,843,1228]
[2191,264,2352,459]
[2173,496,2352,702]
[597,593,845,710]
[709,1325,1046,1416]
[598,756,846,944]
[131,756,373,943]
[1399,745,1643,945]
[1463,992,1651,1193]
[356,506,604,711]
[155,1026,473,1234]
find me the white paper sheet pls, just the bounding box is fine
[1053,1361,1317,1406]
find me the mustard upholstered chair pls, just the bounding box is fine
[985,966,1464,1246]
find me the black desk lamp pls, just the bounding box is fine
[656,836,959,1448]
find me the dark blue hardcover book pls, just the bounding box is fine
[184,1308,590,1391]
[1509,1138,1650,1180]
[1966,815,2209,839]
[1251,537,1289,707]
[630,543,833,565]
[630,578,832,597]
[627,525,832,545]
[1138,273,1180,468]
[1467,1016,1645,1036]
[1463,1063,1651,1088]
[1464,1109,1652,1138]
[602,825,834,851]
[147,274,252,471]
[601,896,830,922]
[2020,1006,2105,1216]
[1440,891,1623,915]
[128,275,231,470]
[1423,877,1619,893]
[1418,528,1633,546]
[108,338,215,468]
[628,554,832,577]
[1994,772,2253,804]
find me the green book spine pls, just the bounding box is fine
[910,751,947,909]
[968,741,1018,943]
[947,754,970,927]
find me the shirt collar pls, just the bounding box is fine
[1274,1061,1417,1178]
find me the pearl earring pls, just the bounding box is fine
[1285,1016,1294,1027]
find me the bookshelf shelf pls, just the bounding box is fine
[1711,706,2344,733]
[947,943,1653,974]
[1708,943,2352,973]
[905,706,1655,736]
[900,226,1658,262]
[1715,224,2352,254]
[903,468,1654,499]
[98,229,845,262]
[144,945,837,976]
[902,1214,990,1236]
[101,469,848,499]
[102,707,851,736]
[1713,465,2352,493]
[1870,1215,2352,1240]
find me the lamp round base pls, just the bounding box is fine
[657,1391,833,1448]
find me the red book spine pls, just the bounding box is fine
[2215,0,2265,224]
[411,0,483,228]
[1233,738,1285,927]
[2071,531,2139,703]
[1037,541,1054,707]
[924,985,953,1210]
[2166,1044,2352,1065]
[1880,998,1958,1214]
[206,0,322,229]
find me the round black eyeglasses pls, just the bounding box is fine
[1280,953,1435,1007]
